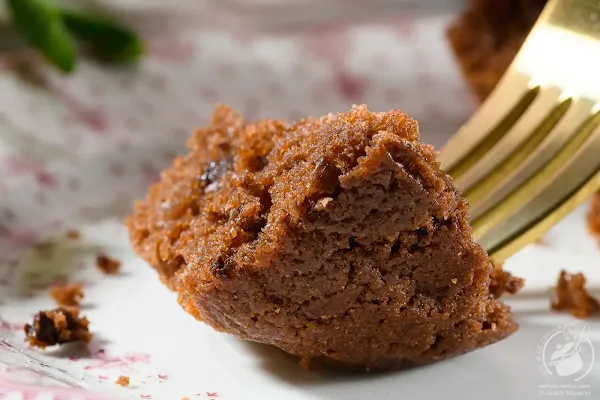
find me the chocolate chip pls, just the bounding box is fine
[416,228,428,237]
[314,158,341,196]
[210,256,232,278]
[348,236,358,249]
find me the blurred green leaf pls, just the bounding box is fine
[6,0,77,73]
[61,9,144,63]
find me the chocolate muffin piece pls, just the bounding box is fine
[127,105,517,369]
[447,0,546,101]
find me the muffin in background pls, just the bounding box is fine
[447,0,546,101]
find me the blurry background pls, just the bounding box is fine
[0,0,474,259]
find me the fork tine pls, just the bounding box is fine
[467,97,598,220]
[463,96,572,212]
[472,112,600,245]
[442,0,600,261]
[454,86,564,193]
[438,74,534,173]
[488,151,600,264]
[480,117,600,252]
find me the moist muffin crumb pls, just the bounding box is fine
[49,283,84,307]
[127,104,518,369]
[24,308,92,349]
[552,270,600,319]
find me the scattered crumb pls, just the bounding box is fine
[96,254,121,274]
[489,263,525,298]
[116,375,130,387]
[552,270,600,319]
[182,397,189,400]
[65,229,81,240]
[24,307,92,349]
[49,283,84,307]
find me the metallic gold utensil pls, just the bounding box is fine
[439,0,600,264]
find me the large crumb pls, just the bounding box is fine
[489,263,525,298]
[116,375,130,387]
[24,308,92,349]
[49,283,84,307]
[552,270,600,319]
[96,254,121,274]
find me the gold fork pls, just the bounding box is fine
[439,0,600,264]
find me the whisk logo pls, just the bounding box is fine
[537,322,595,397]
[537,322,595,382]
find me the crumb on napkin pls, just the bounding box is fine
[96,254,121,274]
[24,307,92,349]
[116,375,130,387]
[49,283,84,307]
